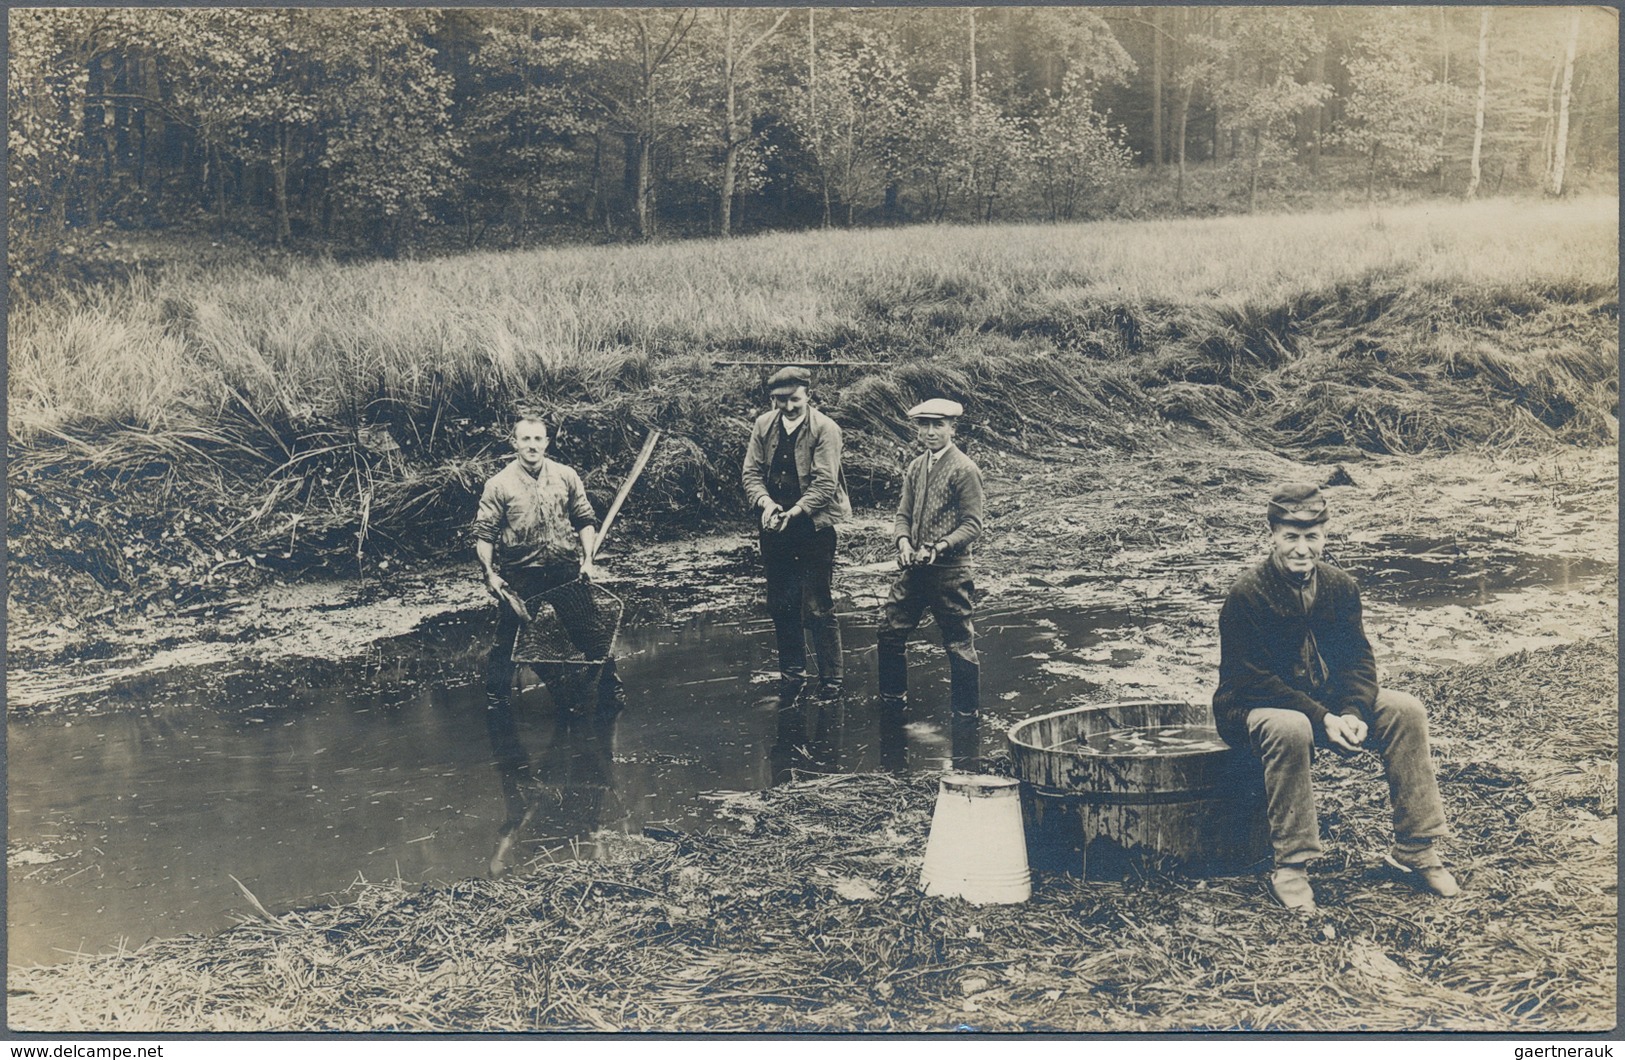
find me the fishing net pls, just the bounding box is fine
[512,580,625,665]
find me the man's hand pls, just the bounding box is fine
[484,569,507,600]
[760,501,783,531]
[578,557,598,582]
[897,538,916,569]
[1323,712,1367,753]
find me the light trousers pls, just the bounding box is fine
[1246,688,1448,867]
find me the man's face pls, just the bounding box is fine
[771,386,809,418]
[914,418,954,452]
[512,418,549,470]
[1269,521,1326,578]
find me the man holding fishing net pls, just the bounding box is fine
[742,366,852,700]
[1214,483,1459,913]
[474,410,624,718]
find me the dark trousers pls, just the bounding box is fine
[485,564,624,713]
[759,521,843,682]
[878,565,979,714]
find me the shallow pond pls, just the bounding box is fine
[8,540,1612,967]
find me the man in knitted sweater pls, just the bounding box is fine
[878,399,985,716]
[1213,483,1459,913]
[741,367,852,699]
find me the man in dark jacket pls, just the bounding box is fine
[878,398,985,716]
[1214,483,1457,913]
[741,367,852,699]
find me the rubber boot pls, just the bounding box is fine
[949,655,980,716]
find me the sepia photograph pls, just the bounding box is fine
[5,3,1618,1035]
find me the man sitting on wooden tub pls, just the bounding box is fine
[1213,483,1459,913]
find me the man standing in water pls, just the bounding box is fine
[878,399,985,716]
[474,409,623,717]
[1213,483,1459,913]
[741,367,852,699]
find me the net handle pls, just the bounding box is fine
[592,428,661,562]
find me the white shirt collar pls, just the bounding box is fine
[779,412,806,433]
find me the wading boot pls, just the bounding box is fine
[948,655,980,717]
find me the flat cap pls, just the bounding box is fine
[906,398,964,420]
[1267,482,1329,525]
[766,366,812,394]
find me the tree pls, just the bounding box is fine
[1189,8,1330,211]
[586,8,700,240]
[782,17,910,227]
[1466,8,1489,199]
[460,10,608,235]
[1547,9,1580,196]
[705,8,791,236]
[1336,20,1463,202]
[1029,72,1133,221]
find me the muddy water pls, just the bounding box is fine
[8,540,1612,967]
[7,601,1131,968]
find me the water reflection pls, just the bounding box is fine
[769,688,846,785]
[484,696,625,878]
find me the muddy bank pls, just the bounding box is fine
[8,635,1616,1032]
[7,439,1616,714]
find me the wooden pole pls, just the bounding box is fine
[592,428,661,560]
[710,359,888,368]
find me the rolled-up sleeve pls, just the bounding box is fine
[472,478,506,544]
[564,468,598,531]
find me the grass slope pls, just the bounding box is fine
[7,198,1617,626]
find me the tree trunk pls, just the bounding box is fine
[212,142,228,234]
[1466,7,1488,199]
[1248,131,1261,212]
[721,143,739,236]
[1547,10,1579,197]
[1176,78,1193,209]
[1367,143,1379,204]
[1539,52,1561,176]
[720,10,738,237]
[1150,6,1164,169]
[1437,6,1451,192]
[1309,46,1326,173]
[272,123,291,244]
[636,136,653,238]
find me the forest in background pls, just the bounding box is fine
[8,6,1618,295]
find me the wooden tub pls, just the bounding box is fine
[1007,700,1270,877]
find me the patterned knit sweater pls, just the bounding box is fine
[892,444,984,569]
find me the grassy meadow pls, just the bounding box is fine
[7,197,1618,623]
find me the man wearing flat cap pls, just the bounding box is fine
[1213,482,1458,913]
[878,398,985,715]
[741,366,852,699]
